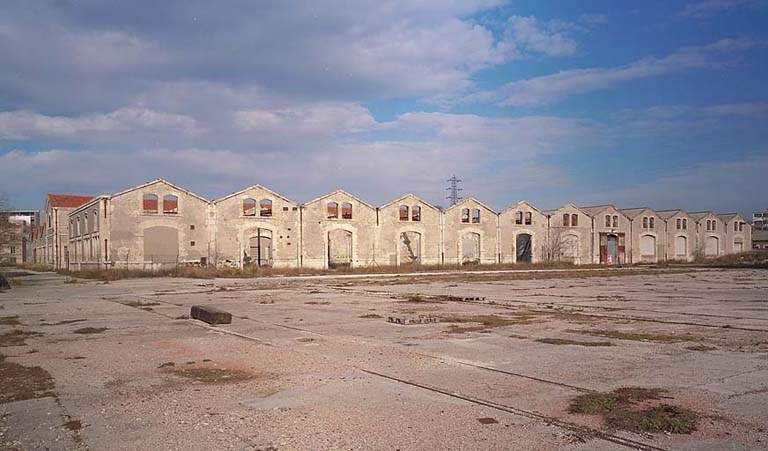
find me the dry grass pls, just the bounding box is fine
[0,329,42,347]
[360,313,383,319]
[0,354,56,403]
[570,329,699,343]
[686,344,717,351]
[122,300,161,307]
[440,313,537,333]
[535,338,612,347]
[0,316,21,326]
[40,319,86,326]
[72,327,108,334]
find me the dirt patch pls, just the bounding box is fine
[165,366,256,384]
[360,313,383,319]
[569,329,699,343]
[400,295,447,304]
[0,354,56,403]
[569,387,698,434]
[123,301,161,307]
[304,301,330,305]
[72,327,108,334]
[535,338,612,347]
[0,316,21,326]
[0,330,42,347]
[440,313,537,334]
[40,319,87,326]
[63,418,82,431]
[595,295,628,302]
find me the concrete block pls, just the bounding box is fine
[191,305,232,325]
[387,314,437,325]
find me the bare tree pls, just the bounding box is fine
[540,227,565,263]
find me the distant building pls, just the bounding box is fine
[753,209,768,231]
[29,194,94,269]
[0,211,37,265]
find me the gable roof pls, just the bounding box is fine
[444,197,497,214]
[47,194,94,209]
[620,207,659,219]
[213,184,298,205]
[110,179,210,203]
[542,202,591,217]
[70,196,107,215]
[716,213,738,223]
[500,200,545,216]
[303,189,376,210]
[689,211,716,221]
[657,209,688,219]
[379,193,440,212]
[579,204,629,220]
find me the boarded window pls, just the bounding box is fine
[243,198,256,216]
[259,199,272,217]
[143,194,159,213]
[563,213,570,227]
[471,209,480,223]
[461,208,470,223]
[675,236,687,256]
[571,214,578,227]
[515,211,523,225]
[612,215,618,228]
[411,206,421,222]
[327,202,338,219]
[605,215,611,227]
[399,205,409,221]
[341,202,352,219]
[640,235,656,257]
[524,212,532,225]
[163,195,178,214]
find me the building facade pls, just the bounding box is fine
[56,179,753,270]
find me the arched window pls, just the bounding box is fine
[84,214,89,233]
[327,202,338,219]
[642,217,648,229]
[462,208,470,223]
[524,212,532,225]
[682,218,687,230]
[70,219,74,238]
[411,206,421,222]
[649,217,655,229]
[563,213,570,227]
[399,205,409,221]
[243,198,256,216]
[706,220,711,231]
[163,195,178,214]
[612,215,618,228]
[515,211,523,225]
[571,214,578,227]
[341,202,352,219]
[93,209,98,230]
[605,215,611,227]
[712,220,716,231]
[676,218,681,230]
[259,199,272,217]
[471,209,481,223]
[143,194,159,213]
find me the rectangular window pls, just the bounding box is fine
[649,217,654,229]
[676,218,681,230]
[190,225,195,230]
[642,217,648,229]
[190,241,196,247]
[515,211,523,225]
[563,213,570,227]
[524,212,532,225]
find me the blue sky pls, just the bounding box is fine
[1,0,767,216]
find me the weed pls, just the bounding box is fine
[123,301,160,307]
[441,313,537,333]
[0,316,21,326]
[570,329,698,343]
[40,319,87,326]
[606,404,698,434]
[166,366,254,384]
[686,344,716,351]
[305,301,330,305]
[63,419,82,431]
[0,329,42,347]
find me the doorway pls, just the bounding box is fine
[516,233,532,263]
[328,229,353,268]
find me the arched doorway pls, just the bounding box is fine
[561,234,579,262]
[461,232,480,264]
[675,236,688,259]
[705,236,719,257]
[516,233,532,263]
[246,229,273,266]
[399,231,421,265]
[328,229,353,268]
[734,240,744,253]
[640,234,656,262]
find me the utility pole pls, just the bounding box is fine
[445,175,463,206]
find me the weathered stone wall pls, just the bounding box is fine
[498,202,548,264]
[377,195,442,266]
[442,199,498,265]
[546,204,593,265]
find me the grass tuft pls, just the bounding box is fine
[73,327,108,334]
[606,404,698,434]
[0,353,56,403]
[360,313,383,319]
[570,329,698,343]
[536,338,612,347]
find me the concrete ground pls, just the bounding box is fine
[0,267,766,451]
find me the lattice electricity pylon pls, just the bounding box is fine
[445,175,463,206]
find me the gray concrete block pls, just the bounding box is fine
[191,305,232,325]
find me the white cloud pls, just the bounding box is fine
[504,16,580,57]
[487,38,761,107]
[234,103,376,136]
[681,0,761,19]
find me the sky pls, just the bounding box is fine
[1,0,767,216]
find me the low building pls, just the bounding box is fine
[718,213,751,254]
[752,229,768,250]
[542,203,593,264]
[0,213,30,265]
[442,198,498,265]
[657,209,695,261]
[498,201,547,264]
[580,205,631,265]
[378,194,442,266]
[621,207,665,264]
[30,194,94,269]
[690,212,725,258]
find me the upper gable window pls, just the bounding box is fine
[411,206,421,222]
[399,205,409,221]
[682,218,687,230]
[515,211,523,225]
[612,215,618,228]
[642,217,648,229]
[259,199,272,217]
[676,218,681,230]
[143,194,158,213]
[341,202,352,219]
[524,212,532,225]
[563,213,570,227]
[649,217,655,229]
[461,208,470,223]
[571,214,578,227]
[706,220,711,231]
[605,215,611,228]
[471,209,480,224]
[712,220,716,231]
[163,195,178,214]
[243,198,256,216]
[327,202,338,219]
